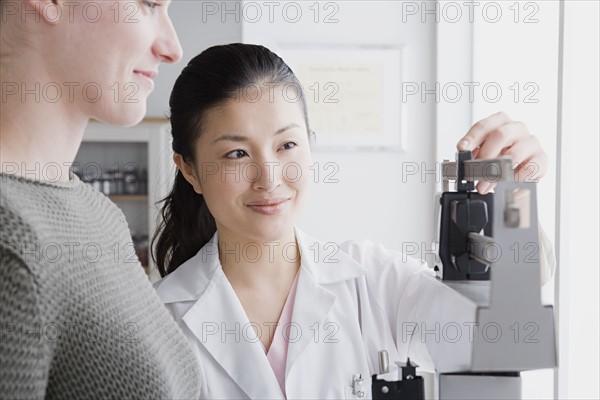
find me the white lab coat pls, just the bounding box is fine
[154,227,435,399]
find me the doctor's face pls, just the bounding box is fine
[189,85,312,244]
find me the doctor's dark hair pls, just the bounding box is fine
[152,43,310,277]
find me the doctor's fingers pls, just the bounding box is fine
[472,121,531,161]
[476,137,548,194]
[504,136,549,182]
[476,180,495,194]
[457,111,514,152]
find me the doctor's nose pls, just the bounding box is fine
[252,161,282,192]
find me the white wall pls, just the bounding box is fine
[558,1,600,398]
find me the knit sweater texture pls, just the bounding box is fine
[0,173,201,399]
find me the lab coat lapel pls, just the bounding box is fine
[155,228,366,398]
[285,265,337,378]
[285,229,366,380]
[159,233,283,399]
[181,270,285,399]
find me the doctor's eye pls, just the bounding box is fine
[280,142,297,151]
[225,149,248,160]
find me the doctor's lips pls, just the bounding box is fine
[246,198,290,215]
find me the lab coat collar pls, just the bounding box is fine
[154,232,221,304]
[295,226,367,283]
[155,226,367,304]
[153,227,367,399]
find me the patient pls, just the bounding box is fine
[152,43,551,398]
[0,0,200,397]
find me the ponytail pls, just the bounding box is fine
[151,170,216,277]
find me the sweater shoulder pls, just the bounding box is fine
[0,175,128,275]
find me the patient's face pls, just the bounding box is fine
[45,0,182,126]
[192,84,312,244]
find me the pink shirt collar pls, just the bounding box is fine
[264,270,300,397]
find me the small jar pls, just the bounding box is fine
[91,179,102,192]
[101,175,111,195]
[124,172,139,195]
[107,166,121,194]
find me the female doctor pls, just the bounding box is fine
[152,43,550,399]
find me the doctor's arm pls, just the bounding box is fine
[343,240,437,372]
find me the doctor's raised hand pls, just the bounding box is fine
[456,111,550,193]
[456,111,554,285]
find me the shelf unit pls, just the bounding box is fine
[77,120,175,273]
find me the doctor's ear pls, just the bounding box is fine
[173,153,202,194]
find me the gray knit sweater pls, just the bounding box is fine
[0,173,201,399]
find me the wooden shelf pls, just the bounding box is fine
[90,117,168,123]
[108,194,148,202]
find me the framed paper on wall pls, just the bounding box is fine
[276,45,406,151]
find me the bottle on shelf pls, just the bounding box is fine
[107,165,123,195]
[101,174,111,195]
[123,170,139,195]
